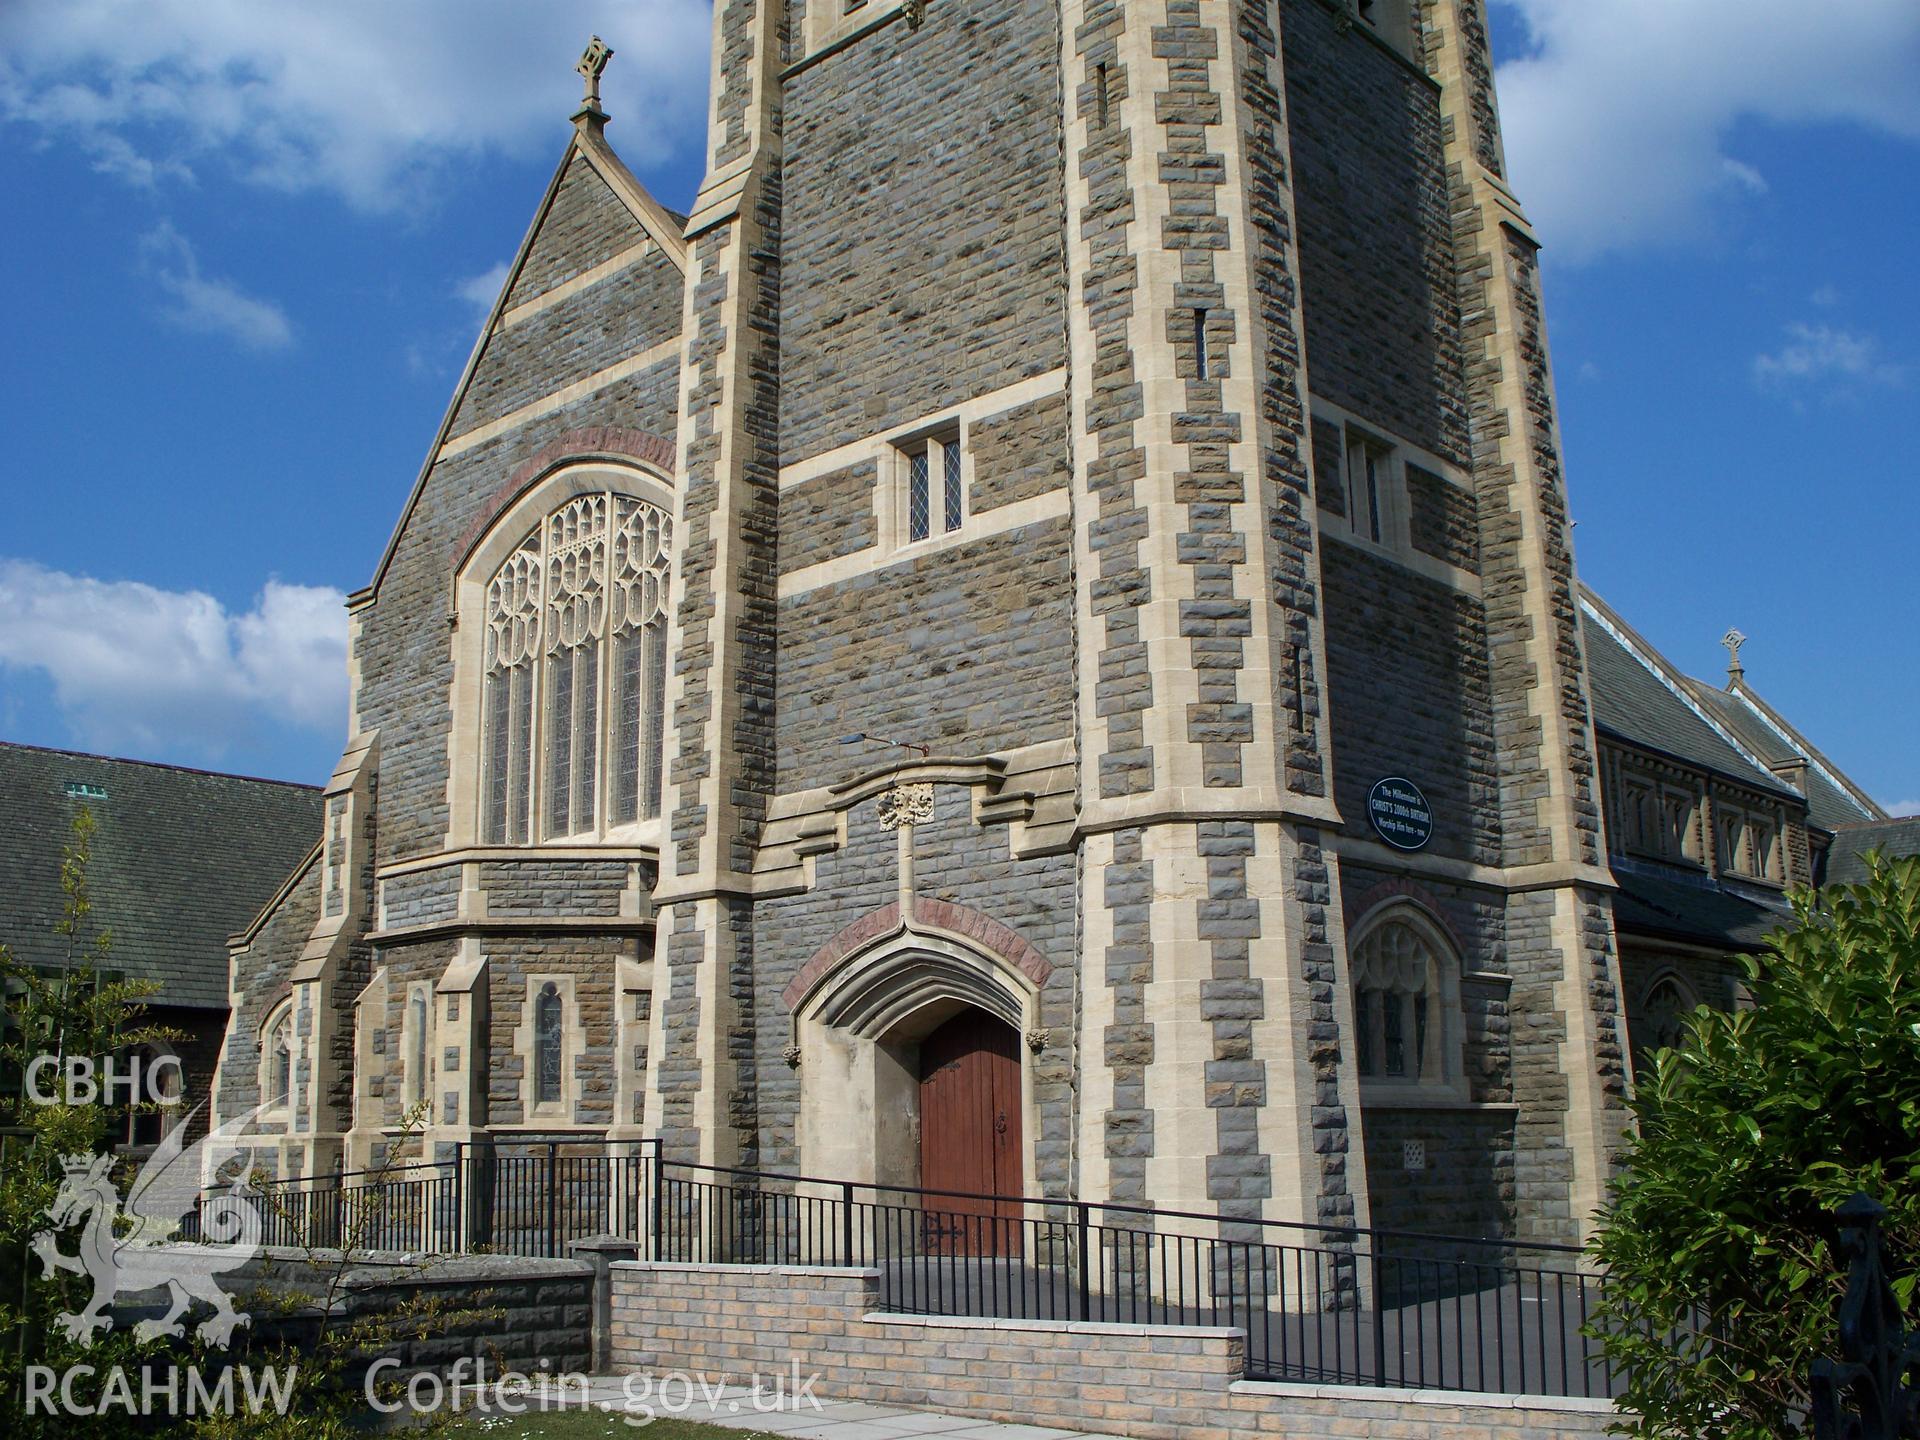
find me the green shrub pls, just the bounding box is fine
[1591,853,1920,1438]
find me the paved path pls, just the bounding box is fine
[542,1378,1130,1440]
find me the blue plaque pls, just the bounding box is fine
[1368,777,1433,852]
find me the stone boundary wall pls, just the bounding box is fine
[153,1244,593,1381]
[608,1261,1617,1440]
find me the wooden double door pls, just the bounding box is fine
[917,1010,1024,1256]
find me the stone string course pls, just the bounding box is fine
[609,1261,1616,1440]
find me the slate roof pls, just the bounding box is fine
[1579,599,1798,800]
[1609,862,1794,951]
[1825,818,1920,887]
[0,743,323,1010]
[1683,682,1884,832]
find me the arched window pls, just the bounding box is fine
[1350,911,1466,1099]
[270,1021,292,1106]
[535,983,564,1107]
[409,990,430,1107]
[1637,974,1698,1070]
[262,1009,293,1110]
[481,489,672,843]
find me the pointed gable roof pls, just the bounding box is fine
[353,126,687,608]
[1579,589,1797,799]
[1580,585,1887,828]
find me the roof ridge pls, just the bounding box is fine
[0,739,323,791]
[1722,681,1887,822]
[1577,589,1787,792]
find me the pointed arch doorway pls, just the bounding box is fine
[917,1009,1023,1256]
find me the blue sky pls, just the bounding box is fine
[1,0,1915,812]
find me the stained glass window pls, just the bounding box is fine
[479,486,673,841]
[535,983,564,1106]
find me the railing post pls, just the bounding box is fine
[546,1140,559,1259]
[841,1182,855,1266]
[649,1150,664,1262]
[1077,1202,1092,1323]
[1370,1245,1388,1387]
[451,1142,464,1253]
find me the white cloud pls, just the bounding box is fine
[1887,799,1920,818]
[1491,0,1920,262]
[140,220,293,351]
[0,560,347,758]
[1752,323,1905,391]
[0,1,711,213]
[456,260,513,319]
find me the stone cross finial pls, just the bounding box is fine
[575,36,613,121]
[1722,627,1747,684]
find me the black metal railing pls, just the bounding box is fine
[187,1139,1611,1399]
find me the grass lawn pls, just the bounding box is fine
[438,1412,782,1439]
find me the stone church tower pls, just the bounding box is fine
[215,0,1631,1250]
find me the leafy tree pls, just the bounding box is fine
[0,806,181,1433]
[1591,852,1920,1439]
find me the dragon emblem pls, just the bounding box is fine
[31,1103,265,1349]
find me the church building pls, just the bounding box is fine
[210,0,1900,1249]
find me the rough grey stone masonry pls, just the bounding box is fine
[1285,0,1469,468]
[1101,828,1154,1203]
[1321,541,1501,867]
[381,865,460,930]
[774,516,1075,791]
[968,392,1071,513]
[480,859,631,917]
[778,0,1068,465]
[218,851,322,1143]
[1363,1105,1516,1240]
[481,934,631,1129]
[458,246,683,433]
[1236,0,1334,797]
[1072,0,1153,801]
[508,155,652,306]
[1292,825,1357,1229]
[777,460,877,576]
[1407,461,1481,573]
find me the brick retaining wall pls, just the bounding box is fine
[608,1261,1617,1440]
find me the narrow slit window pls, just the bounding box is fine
[1344,430,1389,544]
[942,439,963,532]
[535,983,564,1106]
[1095,62,1110,130]
[908,450,931,542]
[1193,308,1209,380]
[409,991,429,1107]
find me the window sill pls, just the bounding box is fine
[380,842,659,880]
[1358,1093,1507,1112]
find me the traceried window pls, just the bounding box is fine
[535,983,564,1107]
[1635,974,1699,1076]
[1351,913,1466,1099]
[481,491,673,843]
